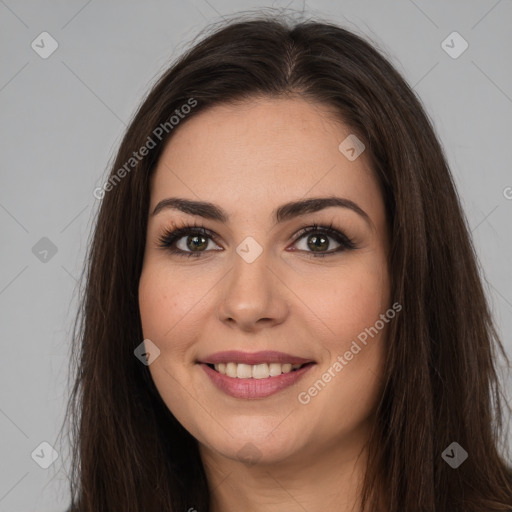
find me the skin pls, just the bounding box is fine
[138,97,391,512]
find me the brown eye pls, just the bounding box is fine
[306,233,331,252]
[291,224,356,257]
[158,223,356,259]
[158,226,222,258]
[183,234,209,252]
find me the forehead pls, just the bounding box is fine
[150,97,382,222]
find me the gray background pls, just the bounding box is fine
[1,1,511,510]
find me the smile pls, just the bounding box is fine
[210,362,304,379]
[197,350,315,399]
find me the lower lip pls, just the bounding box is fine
[199,363,315,399]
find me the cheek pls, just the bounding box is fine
[298,276,389,438]
[138,260,227,384]
[139,267,171,340]
[304,260,390,348]
[304,258,390,403]
[138,264,199,357]
[138,265,213,443]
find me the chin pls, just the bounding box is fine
[199,425,309,466]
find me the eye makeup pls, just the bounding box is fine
[156,219,358,259]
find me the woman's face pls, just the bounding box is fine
[139,97,391,467]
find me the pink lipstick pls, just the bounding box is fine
[197,351,315,399]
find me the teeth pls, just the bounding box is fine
[237,363,252,379]
[213,362,304,379]
[225,362,237,378]
[252,363,269,379]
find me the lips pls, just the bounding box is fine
[198,350,314,366]
[197,350,316,399]
[199,362,314,399]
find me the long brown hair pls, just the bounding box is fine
[60,11,512,512]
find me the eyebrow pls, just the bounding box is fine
[152,196,374,229]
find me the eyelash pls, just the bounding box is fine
[156,221,357,259]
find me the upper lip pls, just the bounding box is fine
[198,350,314,365]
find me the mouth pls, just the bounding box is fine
[197,350,316,399]
[204,361,314,379]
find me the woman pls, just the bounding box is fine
[62,12,512,512]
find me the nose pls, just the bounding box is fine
[217,251,289,332]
